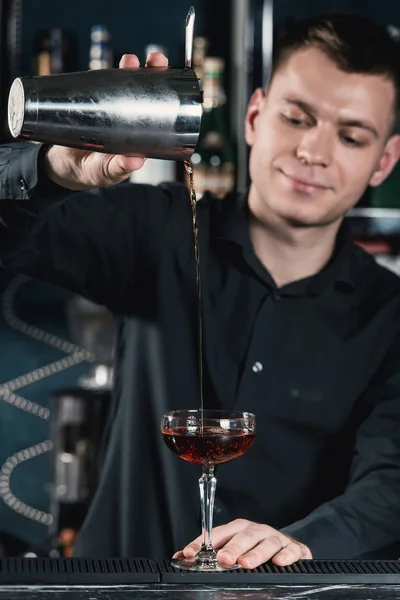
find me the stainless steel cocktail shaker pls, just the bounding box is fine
[7,7,202,161]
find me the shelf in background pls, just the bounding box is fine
[346,207,400,237]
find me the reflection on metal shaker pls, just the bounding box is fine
[7,67,203,161]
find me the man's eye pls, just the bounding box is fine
[281,114,307,127]
[340,135,365,147]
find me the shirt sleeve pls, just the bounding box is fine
[0,141,185,313]
[281,328,400,559]
[0,141,70,200]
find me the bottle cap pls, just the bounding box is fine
[91,25,110,43]
[145,44,167,56]
[204,57,224,76]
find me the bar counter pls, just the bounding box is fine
[2,558,400,599]
[1,583,400,599]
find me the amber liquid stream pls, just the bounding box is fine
[184,160,204,426]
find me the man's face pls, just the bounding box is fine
[245,47,400,228]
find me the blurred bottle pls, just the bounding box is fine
[89,25,113,70]
[130,44,177,186]
[387,24,400,42]
[144,42,167,62]
[0,0,22,142]
[34,31,51,76]
[191,57,236,199]
[193,36,208,81]
[353,22,400,212]
[33,28,76,75]
[369,162,400,209]
[58,528,78,558]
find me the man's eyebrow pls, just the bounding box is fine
[283,97,317,116]
[283,97,379,138]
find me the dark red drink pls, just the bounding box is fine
[162,425,255,466]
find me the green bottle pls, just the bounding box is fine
[191,57,236,199]
[369,162,400,209]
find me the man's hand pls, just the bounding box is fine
[173,519,312,569]
[44,51,169,191]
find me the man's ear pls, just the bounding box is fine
[369,134,400,187]
[245,88,266,146]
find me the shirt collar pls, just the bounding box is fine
[213,190,356,296]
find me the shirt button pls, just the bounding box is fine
[252,361,263,373]
[20,178,27,191]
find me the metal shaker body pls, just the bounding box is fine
[8,67,203,161]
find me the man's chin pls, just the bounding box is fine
[281,213,341,229]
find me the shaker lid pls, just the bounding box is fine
[8,78,25,138]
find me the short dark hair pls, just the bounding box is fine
[271,14,400,130]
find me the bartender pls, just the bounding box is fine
[1,12,400,568]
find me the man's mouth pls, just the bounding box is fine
[280,170,330,192]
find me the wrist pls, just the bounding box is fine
[42,144,87,191]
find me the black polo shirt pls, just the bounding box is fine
[2,141,400,560]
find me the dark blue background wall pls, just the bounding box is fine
[19,0,400,80]
[274,0,400,26]
[20,0,208,75]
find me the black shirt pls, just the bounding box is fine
[1,141,400,560]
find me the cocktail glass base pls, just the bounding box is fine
[171,550,240,572]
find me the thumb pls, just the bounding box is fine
[107,155,146,183]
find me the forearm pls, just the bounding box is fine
[0,141,77,266]
[0,141,72,202]
[281,472,400,558]
[281,501,356,558]
[0,140,176,310]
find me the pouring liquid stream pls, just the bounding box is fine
[184,160,204,431]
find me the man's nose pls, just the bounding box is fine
[296,125,333,167]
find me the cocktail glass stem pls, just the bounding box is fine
[195,466,219,566]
